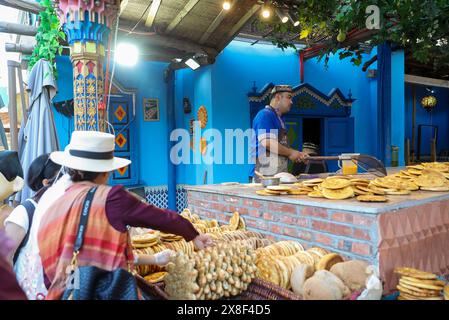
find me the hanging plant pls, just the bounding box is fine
[260,0,449,70]
[28,0,66,78]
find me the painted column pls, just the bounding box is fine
[55,0,119,131]
[391,49,405,166]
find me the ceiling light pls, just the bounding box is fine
[185,58,200,70]
[287,13,300,27]
[261,2,271,19]
[115,43,138,66]
[276,9,288,23]
[223,1,231,11]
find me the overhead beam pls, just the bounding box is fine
[218,3,261,50]
[199,1,234,44]
[119,0,129,16]
[118,25,218,56]
[5,42,34,54]
[145,0,161,28]
[0,0,43,14]
[165,0,200,34]
[405,74,449,88]
[0,21,37,36]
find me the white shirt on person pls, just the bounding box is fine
[4,174,72,300]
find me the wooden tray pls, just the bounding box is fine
[136,276,301,300]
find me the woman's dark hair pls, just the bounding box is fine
[67,168,102,182]
[0,151,23,181]
[27,154,61,192]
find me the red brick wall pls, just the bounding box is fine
[188,190,379,265]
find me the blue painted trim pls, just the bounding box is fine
[166,69,177,211]
[63,11,110,45]
[377,43,392,165]
[248,82,356,106]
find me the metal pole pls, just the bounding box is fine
[17,65,28,126]
[7,60,19,151]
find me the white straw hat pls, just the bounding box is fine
[50,131,131,173]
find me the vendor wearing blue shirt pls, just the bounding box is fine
[250,85,306,181]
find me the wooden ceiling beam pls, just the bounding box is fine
[145,0,161,28]
[218,2,261,50]
[119,20,219,56]
[0,21,37,36]
[0,0,43,14]
[119,0,129,16]
[199,0,235,44]
[165,0,200,34]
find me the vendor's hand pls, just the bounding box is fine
[193,234,214,250]
[289,150,307,162]
[153,249,175,266]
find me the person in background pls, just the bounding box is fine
[4,154,61,265]
[249,85,306,181]
[38,131,213,299]
[0,150,26,300]
[0,151,24,225]
[291,142,328,175]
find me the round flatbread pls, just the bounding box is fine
[385,189,411,195]
[322,186,354,200]
[399,277,444,291]
[266,185,292,191]
[394,267,438,280]
[302,178,324,185]
[256,189,275,196]
[308,190,325,198]
[132,232,160,243]
[397,284,441,297]
[287,188,309,195]
[357,195,388,202]
[144,271,167,283]
[414,174,446,188]
[420,186,449,192]
[406,165,425,170]
[316,253,344,271]
[264,189,286,195]
[422,162,449,172]
[321,178,351,189]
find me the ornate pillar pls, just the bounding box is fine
[55,0,119,131]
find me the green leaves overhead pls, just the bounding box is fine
[28,0,65,78]
[261,0,449,69]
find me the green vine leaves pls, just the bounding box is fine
[28,0,66,79]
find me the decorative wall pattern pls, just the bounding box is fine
[144,185,188,213]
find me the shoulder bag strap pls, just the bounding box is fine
[12,200,36,265]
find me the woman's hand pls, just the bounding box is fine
[192,234,214,250]
[153,249,175,266]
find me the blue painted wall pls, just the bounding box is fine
[391,50,405,166]
[53,55,74,149]
[404,83,449,156]
[54,39,408,187]
[53,55,171,187]
[303,48,378,158]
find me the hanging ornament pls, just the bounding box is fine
[421,95,437,112]
[197,105,208,129]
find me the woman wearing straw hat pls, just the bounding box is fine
[37,131,213,299]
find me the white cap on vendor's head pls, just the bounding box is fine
[270,85,293,99]
[50,131,131,173]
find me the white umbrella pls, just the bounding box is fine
[16,59,59,203]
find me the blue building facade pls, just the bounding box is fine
[51,39,445,211]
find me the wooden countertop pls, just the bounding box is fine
[184,168,449,215]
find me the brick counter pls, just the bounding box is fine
[186,184,449,293]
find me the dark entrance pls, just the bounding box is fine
[302,118,322,153]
